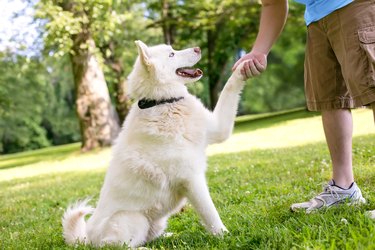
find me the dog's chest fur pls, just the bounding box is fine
[126,95,208,148]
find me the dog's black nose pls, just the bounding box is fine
[194,47,201,54]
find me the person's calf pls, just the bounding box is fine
[321,109,353,188]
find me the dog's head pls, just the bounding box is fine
[128,40,203,100]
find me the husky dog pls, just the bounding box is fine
[62,40,246,247]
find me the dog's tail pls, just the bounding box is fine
[62,199,94,245]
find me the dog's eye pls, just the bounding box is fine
[169,52,175,57]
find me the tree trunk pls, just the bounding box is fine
[207,29,219,110]
[207,29,231,110]
[161,0,175,45]
[98,41,131,124]
[70,37,120,151]
[114,75,131,124]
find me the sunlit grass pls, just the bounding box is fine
[0,147,110,182]
[1,109,372,182]
[0,108,374,249]
[0,143,80,170]
[209,108,374,155]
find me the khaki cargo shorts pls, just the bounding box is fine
[305,0,375,111]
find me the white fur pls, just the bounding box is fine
[62,40,246,248]
[62,199,94,244]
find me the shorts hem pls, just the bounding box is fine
[307,88,375,111]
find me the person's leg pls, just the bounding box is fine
[372,102,375,124]
[322,109,353,189]
[291,0,374,213]
[290,108,366,213]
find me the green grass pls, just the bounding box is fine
[1,109,375,249]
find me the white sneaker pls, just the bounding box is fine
[366,210,375,219]
[290,180,366,213]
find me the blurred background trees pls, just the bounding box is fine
[0,0,306,154]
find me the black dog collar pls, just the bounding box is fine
[138,96,184,109]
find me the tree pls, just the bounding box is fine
[97,2,162,124]
[36,0,121,151]
[0,53,51,153]
[0,0,81,154]
[99,39,131,124]
[42,56,81,146]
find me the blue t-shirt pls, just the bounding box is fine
[294,0,353,25]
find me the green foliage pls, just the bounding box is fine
[35,0,159,69]
[0,53,51,153]
[98,3,163,99]
[41,56,81,145]
[0,52,80,154]
[36,0,121,57]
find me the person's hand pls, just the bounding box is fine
[232,51,267,80]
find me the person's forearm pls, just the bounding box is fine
[252,0,288,55]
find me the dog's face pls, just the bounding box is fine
[128,40,203,100]
[135,40,203,84]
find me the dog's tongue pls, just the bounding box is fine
[178,68,203,77]
[183,68,197,75]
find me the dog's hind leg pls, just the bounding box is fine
[146,197,187,242]
[146,216,168,242]
[99,211,150,248]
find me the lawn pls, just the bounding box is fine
[1,108,374,249]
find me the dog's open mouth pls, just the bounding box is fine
[176,67,203,78]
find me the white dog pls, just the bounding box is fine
[62,40,246,247]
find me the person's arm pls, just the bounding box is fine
[232,0,288,79]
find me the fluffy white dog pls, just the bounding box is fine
[62,40,246,247]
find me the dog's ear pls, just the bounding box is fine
[135,40,152,68]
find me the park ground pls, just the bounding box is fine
[1,108,375,249]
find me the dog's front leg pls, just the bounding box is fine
[186,175,228,235]
[207,68,246,144]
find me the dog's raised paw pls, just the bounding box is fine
[232,61,247,81]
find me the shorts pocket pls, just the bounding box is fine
[358,26,375,87]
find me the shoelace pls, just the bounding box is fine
[324,185,340,199]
